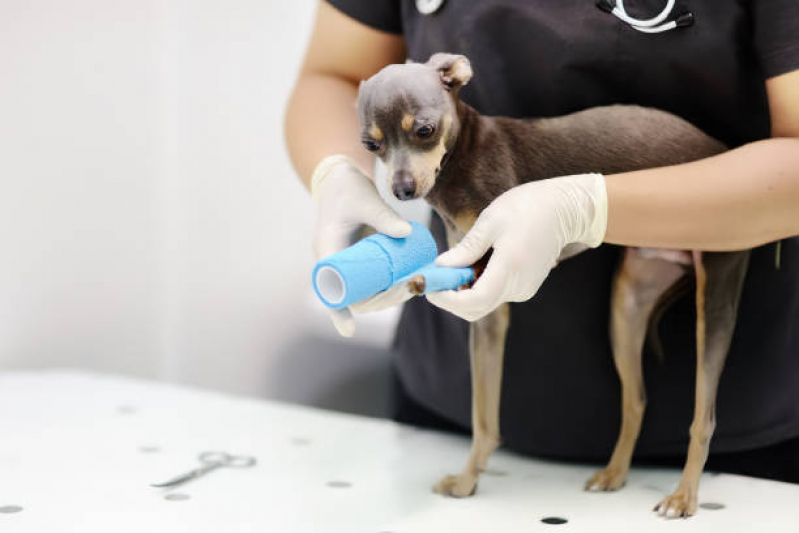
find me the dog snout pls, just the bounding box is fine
[392,171,417,200]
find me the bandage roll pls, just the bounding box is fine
[313,221,438,309]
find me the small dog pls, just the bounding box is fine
[357,53,750,518]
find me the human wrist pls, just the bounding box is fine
[310,155,367,204]
[550,173,608,248]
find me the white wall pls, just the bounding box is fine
[0,0,412,407]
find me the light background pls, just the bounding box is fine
[0,0,428,415]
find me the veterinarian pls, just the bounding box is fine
[285,1,799,482]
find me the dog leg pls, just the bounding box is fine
[655,250,750,518]
[433,303,510,497]
[586,248,686,492]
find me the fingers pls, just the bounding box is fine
[435,212,500,267]
[350,283,414,314]
[328,283,414,337]
[328,307,355,337]
[328,282,415,336]
[425,259,506,321]
[360,202,412,239]
[314,164,412,261]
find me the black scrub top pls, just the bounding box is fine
[327,0,799,459]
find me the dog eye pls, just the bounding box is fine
[416,124,435,139]
[362,139,381,152]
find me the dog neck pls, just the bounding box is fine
[426,100,545,230]
[424,101,485,216]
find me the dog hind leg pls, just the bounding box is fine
[587,248,686,491]
[655,250,750,518]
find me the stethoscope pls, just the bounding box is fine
[416,0,693,34]
[596,0,693,33]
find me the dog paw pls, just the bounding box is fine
[432,474,477,498]
[584,467,628,491]
[654,490,697,518]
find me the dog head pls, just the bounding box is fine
[357,53,472,201]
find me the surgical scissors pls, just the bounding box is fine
[150,451,257,488]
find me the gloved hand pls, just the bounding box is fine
[425,174,608,321]
[312,155,414,337]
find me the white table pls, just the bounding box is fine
[1,371,797,532]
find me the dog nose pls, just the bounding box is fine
[392,172,417,200]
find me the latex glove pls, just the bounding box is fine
[312,155,414,337]
[425,174,607,322]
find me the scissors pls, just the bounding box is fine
[151,451,257,488]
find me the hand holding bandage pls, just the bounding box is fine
[427,174,608,322]
[311,155,413,336]
[313,222,476,323]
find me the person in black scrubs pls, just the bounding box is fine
[285,1,799,482]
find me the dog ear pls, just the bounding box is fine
[426,53,472,92]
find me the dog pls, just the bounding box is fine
[357,53,750,518]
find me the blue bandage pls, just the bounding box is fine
[313,221,437,309]
[312,222,475,309]
[397,263,475,294]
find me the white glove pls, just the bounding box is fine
[425,174,608,322]
[312,155,414,337]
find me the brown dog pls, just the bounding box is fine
[357,53,750,518]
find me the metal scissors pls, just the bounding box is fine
[151,451,257,488]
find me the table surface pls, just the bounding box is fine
[1,371,797,532]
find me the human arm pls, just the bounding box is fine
[284,2,410,336]
[605,70,799,250]
[285,1,405,187]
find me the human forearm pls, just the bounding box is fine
[604,138,799,250]
[284,2,404,190]
[284,72,374,189]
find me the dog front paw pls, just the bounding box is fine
[584,466,628,491]
[432,473,477,498]
[654,489,697,518]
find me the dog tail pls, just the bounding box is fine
[646,275,692,364]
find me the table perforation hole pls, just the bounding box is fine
[699,502,725,510]
[139,445,161,453]
[164,494,191,502]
